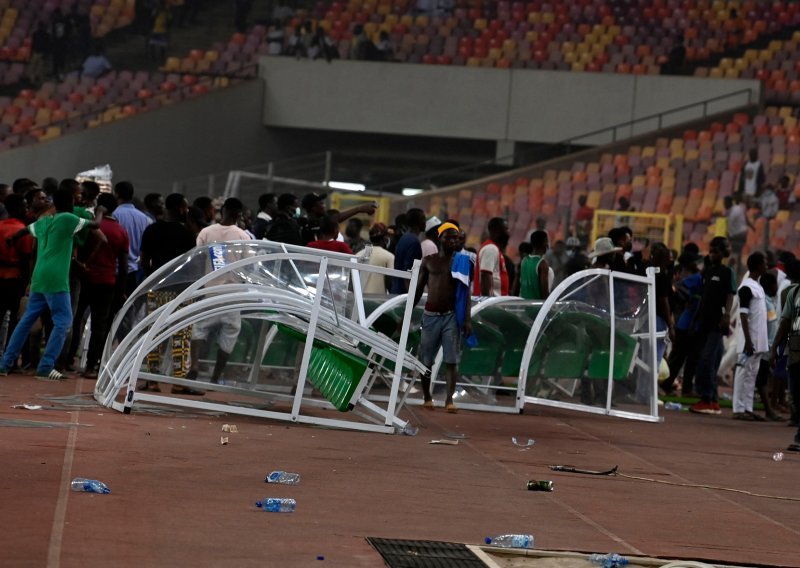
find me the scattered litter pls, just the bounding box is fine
[71,477,111,494]
[443,432,466,439]
[773,452,784,462]
[402,424,418,436]
[220,436,229,445]
[512,437,535,449]
[484,534,534,548]
[0,418,92,429]
[526,480,554,492]
[256,498,296,512]
[429,439,459,445]
[588,552,629,567]
[12,404,42,410]
[316,555,325,561]
[221,424,238,433]
[265,471,300,485]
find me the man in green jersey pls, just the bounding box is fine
[514,230,551,300]
[0,188,101,381]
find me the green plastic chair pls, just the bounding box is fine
[576,313,638,380]
[538,313,591,379]
[478,307,533,377]
[459,319,503,377]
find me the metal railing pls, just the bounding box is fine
[372,87,757,194]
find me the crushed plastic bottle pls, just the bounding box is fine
[484,534,534,549]
[70,477,111,494]
[402,423,419,436]
[265,471,301,485]
[664,402,682,410]
[773,452,784,462]
[511,437,535,448]
[256,498,296,512]
[588,553,629,567]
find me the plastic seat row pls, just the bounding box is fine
[695,31,800,103]
[0,0,134,65]
[422,107,800,257]
[0,70,232,149]
[293,0,800,72]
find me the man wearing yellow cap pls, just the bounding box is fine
[412,222,471,413]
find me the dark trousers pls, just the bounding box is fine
[67,282,115,372]
[694,329,724,403]
[666,328,700,393]
[789,362,800,443]
[0,278,26,356]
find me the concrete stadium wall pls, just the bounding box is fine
[260,57,761,145]
[0,80,276,193]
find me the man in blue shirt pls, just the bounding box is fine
[112,181,152,337]
[663,251,703,395]
[391,208,426,294]
[113,181,151,292]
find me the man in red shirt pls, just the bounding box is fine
[306,216,353,254]
[66,192,129,377]
[0,195,34,356]
[574,194,594,248]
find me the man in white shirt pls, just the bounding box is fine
[356,223,394,295]
[182,198,252,393]
[738,147,765,200]
[733,252,768,420]
[725,194,752,276]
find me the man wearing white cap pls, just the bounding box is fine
[589,237,622,269]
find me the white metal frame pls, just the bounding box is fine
[519,267,663,422]
[366,267,660,421]
[95,241,426,434]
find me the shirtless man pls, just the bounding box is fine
[413,223,472,412]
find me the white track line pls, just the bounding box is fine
[47,378,84,568]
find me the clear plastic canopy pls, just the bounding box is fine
[94,241,427,434]
[94,240,661,430]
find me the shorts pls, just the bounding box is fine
[192,312,242,354]
[419,311,460,367]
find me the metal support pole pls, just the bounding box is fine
[324,151,332,186]
[267,163,274,193]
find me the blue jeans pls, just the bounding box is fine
[1,292,72,375]
[694,329,724,403]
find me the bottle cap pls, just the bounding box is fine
[484,537,492,544]
[255,501,263,508]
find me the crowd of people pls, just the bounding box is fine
[0,182,798,451]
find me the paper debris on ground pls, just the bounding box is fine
[429,439,459,445]
[221,424,238,433]
[220,436,229,445]
[12,404,43,410]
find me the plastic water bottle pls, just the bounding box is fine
[255,498,296,512]
[664,402,682,410]
[265,471,301,485]
[484,534,534,549]
[70,478,111,494]
[588,553,629,567]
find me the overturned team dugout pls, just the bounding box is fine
[94,242,662,433]
[367,267,661,422]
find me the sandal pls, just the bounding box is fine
[171,386,205,396]
[732,412,756,421]
[445,403,458,414]
[422,400,435,411]
[786,443,800,452]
